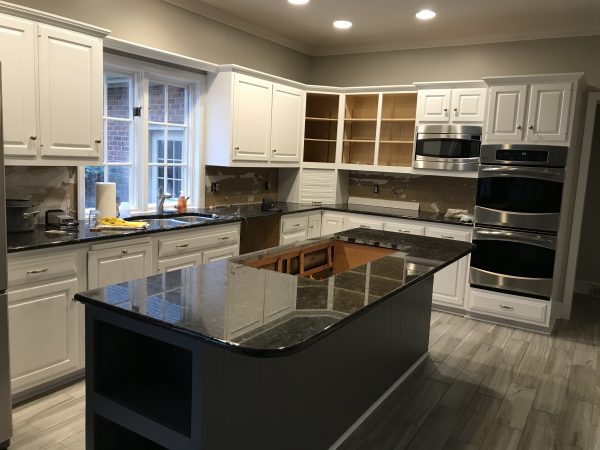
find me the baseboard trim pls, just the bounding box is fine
[329,352,429,450]
[574,279,600,296]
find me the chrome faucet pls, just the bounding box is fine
[157,185,172,215]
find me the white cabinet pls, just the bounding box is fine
[264,272,295,322]
[383,220,425,235]
[485,85,528,142]
[416,88,486,124]
[484,77,577,145]
[280,213,309,245]
[87,239,153,289]
[0,15,104,165]
[202,245,239,263]
[6,250,83,396]
[416,89,451,122]
[307,213,322,239]
[207,71,304,166]
[0,13,37,157]
[38,24,103,160]
[425,227,472,309]
[343,215,384,231]
[157,252,203,273]
[468,287,548,326]
[270,83,304,162]
[321,212,344,235]
[299,168,337,204]
[232,73,272,162]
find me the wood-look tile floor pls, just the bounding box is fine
[10,294,600,450]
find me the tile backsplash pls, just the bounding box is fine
[4,166,78,223]
[347,171,477,213]
[205,166,278,207]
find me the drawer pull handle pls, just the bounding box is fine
[400,229,411,233]
[359,225,371,229]
[441,235,455,239]
[219,236,230,241]
[121,249,128,255]
[292,224,302,227]
[176,244,190,248]
[499,305,514,311]
[27,267,48,274]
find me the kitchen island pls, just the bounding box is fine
[75,229,474,449]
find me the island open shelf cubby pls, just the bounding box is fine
[342,94,378,165]
[378,93,418,167]
[303,93,340,164]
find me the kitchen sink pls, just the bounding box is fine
[129,213,225,227]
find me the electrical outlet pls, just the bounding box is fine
[373,183,379,194]
[210,182,218,193]
[592,286,600,297]
[265,181,271,191]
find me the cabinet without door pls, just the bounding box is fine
[0,14,104,165]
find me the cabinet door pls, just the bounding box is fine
[526,83,572,142]
[321,213,344,235]
[8,279,81,394]
[0,14,37,157]
[38,25,103,160]
[425,227,471,308]
[157,252,204,273]
[232,73,272,161]
[416,89,451,122]
[88,242,153,289]
[270,83,303,162]
[300,168,337,204]
[202,245,239,263]
[485,85,527,142]
[383,221,425,235]
[343,215,384,231]
[281,230,307,246]
[307,214,322,239]
[450,88,486,123]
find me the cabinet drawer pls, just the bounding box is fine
[281,231,307,246]
[8,253,77,289]
[383,221,425,235]
[158,227,239,258]
[425,227,471,242]
[344,216,384,231]
[469,288,548,324]
[281,215,309,234]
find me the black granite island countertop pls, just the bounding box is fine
[75,229,474,357]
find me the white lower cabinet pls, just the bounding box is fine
[343,215,384,231]
[158,252,204,273]
[468,287,548,325]
[383,220,425,235]
[87,239,153,289]
[307,214,322,238]
[425,227,472,309]
[202,245,239,263]
[280,213,310,245]
[321,212,344,235]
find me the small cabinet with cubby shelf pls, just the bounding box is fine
[378,93,417,167]
[303,93,340,164]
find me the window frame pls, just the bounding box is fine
[79,53,204,217]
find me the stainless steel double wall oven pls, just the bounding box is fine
[470,144,568,300]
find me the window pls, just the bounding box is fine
[83,55,201,214]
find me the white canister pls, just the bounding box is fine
[96,182,117,219]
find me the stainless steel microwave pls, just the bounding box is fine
[413,124,482,172]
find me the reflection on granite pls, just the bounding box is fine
[76,230,474,356]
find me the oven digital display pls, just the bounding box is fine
[496,150,548,162]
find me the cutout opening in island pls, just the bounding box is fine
[240,239,397,280]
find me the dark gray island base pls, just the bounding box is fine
[76,229,474,450]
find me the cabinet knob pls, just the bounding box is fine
[443,108,448,112]
[234,147,240,152]
[453,108,458,112]
[30,135,37,141]
[121,249,128,255]
[528,125,534,130]
[517,125,522,130]
[272,149,277,153]
[95,139,102,144]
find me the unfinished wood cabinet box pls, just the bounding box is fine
[303,93,340,164]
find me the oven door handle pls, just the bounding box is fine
[478,165,564,182]
[473,228,557,248]
[417,134,479,140]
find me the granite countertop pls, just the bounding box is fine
[7,202,472,253]
[75,229,475,357]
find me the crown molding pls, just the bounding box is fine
[0,0,110,37]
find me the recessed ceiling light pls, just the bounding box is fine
[333,20,353,30]
[416,9,436,20]
[287,0,309,5]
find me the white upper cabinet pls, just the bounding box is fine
[526,83,572,142]
[0,14,37,158]
[484,75,579,145]
[416,87,486,124]
[450,88,487,123]
[486,85,528,142]
[270,83,303,162]
[38,25,103,160]
[206,70,304,166]
[416,89,451,122]
[232,73,272,161]
[0,12,105,166]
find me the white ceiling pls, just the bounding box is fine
[164,0,600,56]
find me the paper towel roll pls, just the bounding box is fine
[96,182,117,219]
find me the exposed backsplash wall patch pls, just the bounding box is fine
[4,166,78,223]
[347,171,477,213]
[205,166,279,207]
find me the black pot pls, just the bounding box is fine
[6,199,40,233]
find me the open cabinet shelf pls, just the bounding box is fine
[304,93,340,164]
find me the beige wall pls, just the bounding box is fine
[577,105,600,284]
[10,0,311,82]
[309,36,600,89]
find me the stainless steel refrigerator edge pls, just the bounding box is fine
[0,64,14,447]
